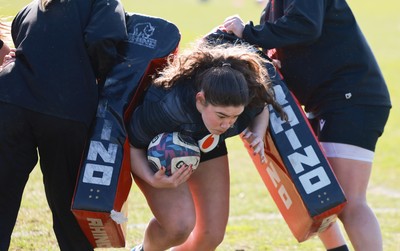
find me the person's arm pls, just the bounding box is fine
[224,0,327,49]
[242,106,269,163]
[0,40,11,65]
[129,145,193,188]
[84,0,128,80]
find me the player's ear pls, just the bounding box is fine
[195,91,206,105]
[195,91,207,113]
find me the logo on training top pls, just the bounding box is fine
[319,119,326,131]
[198,134,220,153]
[128,22,157,49]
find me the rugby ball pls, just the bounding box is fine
[147,132,201,176]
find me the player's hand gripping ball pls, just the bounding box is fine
[147,132,201,176]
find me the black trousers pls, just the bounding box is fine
[0,102,93,251]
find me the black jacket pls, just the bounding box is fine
[242,0,391,114]
[0,0,127,126]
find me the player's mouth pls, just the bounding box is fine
[212,129,225,135]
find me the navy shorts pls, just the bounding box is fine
[309,105,391,152]
[200,141,228,162]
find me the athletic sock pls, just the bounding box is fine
[131,244,144,251]
[327,245,349,251]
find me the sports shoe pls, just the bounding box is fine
[131,244,144,251]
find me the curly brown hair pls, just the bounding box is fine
[153,41,287,120]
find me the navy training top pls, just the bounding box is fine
[128,79,263,151]
[242,0,391,114]
[0,0,127,126]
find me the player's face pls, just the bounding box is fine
[196,92,245,135]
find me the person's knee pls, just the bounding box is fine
[196,228,226,249]
[338,199,369,222]
[168,218,195,244]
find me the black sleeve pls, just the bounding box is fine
[84,0,127,79]
[0,39,3,49]
[11,4,30,48]
[242,0,327,49]
[128,102,181,149]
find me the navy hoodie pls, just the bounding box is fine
[242,0,391,114]
[0,0,127,126]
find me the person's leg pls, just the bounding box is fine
[0,103,38,250]
[329,157,382,251]
[172,155,230,251]
[33,113,93,250]
[134,176,196,251]
[312,105,389,251]
[318,222,348,250]
[307,114,349,250]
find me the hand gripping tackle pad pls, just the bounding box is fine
[205,29,346,241]
[242,64,347,242]
[72,13,180,248]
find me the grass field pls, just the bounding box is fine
[1,0,400,250]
